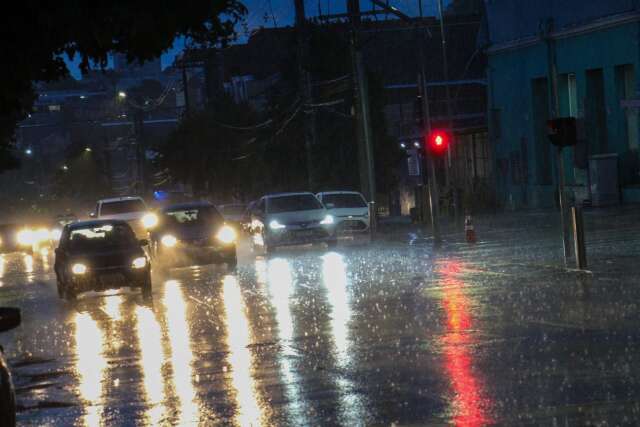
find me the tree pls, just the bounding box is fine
[1,0,246,172]
[159,95,263,200]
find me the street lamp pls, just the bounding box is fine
[62,165,69,171]
[24,148,32,156]
[118,91,127,99]
[84,147,92,153]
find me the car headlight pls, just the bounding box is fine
[16,229,34,246]
[35,228,49,243]
[216,225,237,244]
[161,234,177,247]
[132,256,147,269]
[50,228,62,241]
[72,263,87,275]
[141,213,158,229]
[320,215,334,225]
[269,220,286,230]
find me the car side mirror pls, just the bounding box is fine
[139,239,149,246]
[0,307,21,333]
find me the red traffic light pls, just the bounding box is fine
[426,130,449,155]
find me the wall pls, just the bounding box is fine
[489,20,640,208]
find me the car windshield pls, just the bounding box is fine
[164,206,222,226]
[68,224,137,251]
[267,195,323,213]
[100,200,146,215]
[322,193,367,208]
[219,205,245,216]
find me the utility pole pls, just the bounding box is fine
[181,62,190,116]
[347,0,376,202]
[133,108,145,195]
[436,0,457,220]
[544,18,572,266]
[294,0,318,190]
[416,24,441,243]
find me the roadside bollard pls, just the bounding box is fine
[571,206,587,270]
[368,201,376,236]
[464,215,477,243]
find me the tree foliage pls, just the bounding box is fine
[160,24,403,201]
[1,0,247,171]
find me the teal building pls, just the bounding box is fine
[484,1,640,207]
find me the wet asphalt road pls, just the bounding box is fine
[2,210,640,426]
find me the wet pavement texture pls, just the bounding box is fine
[1,207,640,426]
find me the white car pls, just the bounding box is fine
[92,196,156,238]
[249,192,337,253]
[316,191,370,235]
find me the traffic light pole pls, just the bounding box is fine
[545,20,571,266]
[348,0,376,203]
[418,44,441,243]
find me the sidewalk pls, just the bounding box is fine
[377,204,640,273]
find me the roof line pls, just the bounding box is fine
[487,11,640,55]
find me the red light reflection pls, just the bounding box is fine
[437,260,491,427]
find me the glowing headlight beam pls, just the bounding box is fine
[72,263,87,275]
[216,225,237,244]
[320,215,334,225]
[141,213,159,229]
[132,256,147,269]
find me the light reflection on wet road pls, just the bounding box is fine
[2,226,640,426]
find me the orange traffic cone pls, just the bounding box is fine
[465,215,477,243]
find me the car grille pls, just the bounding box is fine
[285,220,320,228]
[338,220,368,231]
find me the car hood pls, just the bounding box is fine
[99,212,145,222]
[158,223,222,241]
[267,209,327,225]
[326,207,369,217]
[67,247,144,268]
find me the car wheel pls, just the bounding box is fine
[142,272,152,298]
[64,284,77,302]
[56,277,64,299]
[225,254,238,270]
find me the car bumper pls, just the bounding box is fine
[335,217,370,234]
[70,267,149,292]
[156,243,236,268]
[266,226,334,247]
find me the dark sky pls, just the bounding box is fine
[66,0,445,79]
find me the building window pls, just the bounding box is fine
[531,77,552,185]
[48,104,61,112]
[491,108,501,140]
[616,64,638,151]
[586,68,608,154]
[567,73,577,117]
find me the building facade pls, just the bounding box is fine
[484,0,640,208]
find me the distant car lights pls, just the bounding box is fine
[161,234,178,248]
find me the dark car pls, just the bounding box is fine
[54,220,152,300]
[150,202,237,269]
[217,203,246,227]
[0,225,21,254]
[0,307,21,427]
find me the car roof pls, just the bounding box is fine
[98,196,145,204]
[68,219,130,230]
[162,201,215,212]
[264,192,316,199]
[317,191,365,196]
